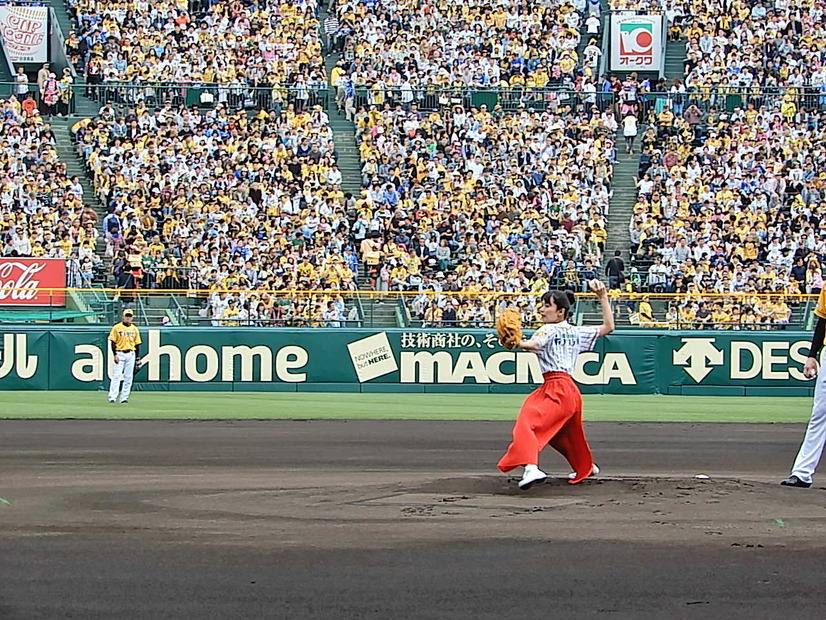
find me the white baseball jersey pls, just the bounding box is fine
[530,322,600,375]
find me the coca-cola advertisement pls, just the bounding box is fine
[0,259,66,306]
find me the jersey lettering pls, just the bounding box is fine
[532,322,599,375]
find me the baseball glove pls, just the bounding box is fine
[496,308,523,350]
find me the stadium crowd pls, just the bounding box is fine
[353,101,616,324]
[71,96,363,324]
[0,95,103,284]
[322,0,620,327]
[2,0,817,330]
[621,97,820,328]
[65,0,327,108]
[612,0,826,329]
[54,0,623,328]
[669,0,826,93]
[331,0,593,91]
[326,0,611,117]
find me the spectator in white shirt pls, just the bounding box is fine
[323,301,342,327]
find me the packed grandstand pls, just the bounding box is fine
[0,0,821,329]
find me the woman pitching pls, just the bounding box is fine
[498,280,614,489]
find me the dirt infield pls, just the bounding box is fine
[2,420,826,619]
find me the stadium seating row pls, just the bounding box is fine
[3,0,821,331]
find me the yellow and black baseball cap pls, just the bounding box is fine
[123,309,134,317]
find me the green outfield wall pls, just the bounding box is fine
[0,327,816,396]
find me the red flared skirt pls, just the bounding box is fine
[497,372,594,484]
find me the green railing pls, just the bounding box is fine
[0,82,331,115]
[4,82,823,116]
[346,85,826,114]
[0,289,811,331]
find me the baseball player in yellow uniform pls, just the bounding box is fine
[108,309,142,404]
[782,287,826,487]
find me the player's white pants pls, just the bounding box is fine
[108,351,136,403]
[791,361,826,483]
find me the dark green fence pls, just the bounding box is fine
[0,327,817,396]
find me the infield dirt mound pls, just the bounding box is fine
[10,470,823,550]
[3,420,826,619]
[350,474,826,546]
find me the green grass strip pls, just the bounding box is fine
[0,392,813,423]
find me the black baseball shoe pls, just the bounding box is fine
[780,475,811,488]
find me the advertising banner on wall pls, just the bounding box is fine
[609,13,664,73]
[0,259,66,306]
[0,328,818,396]
[0,5,48,63]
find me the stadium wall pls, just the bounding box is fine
[0,328,816,396]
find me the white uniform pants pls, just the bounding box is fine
[791,361,826,483]
[108,351,136,402]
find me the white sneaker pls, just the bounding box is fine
[108,399,116,403]
[518,466,548,490]
[568,464,600,480]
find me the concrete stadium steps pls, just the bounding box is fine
[579,307,639,328]
[320,5,362,196]
[323,49,362,194]
[664,40,687,82]
[575,8,603,66]
[601,38,687,271]
[360,298,401,328]
[70,89,103,119]
[50,117,111,281]
[353,271,400,327]
[330,116,362,195]
[606,143,640,258]
[50,118,95,205]
[137,294,205,327]
[169,296,204,326]
[603,38,686,273]
[137,295,176,327]
[47,0,99,117]
[47,0,73,44]
[320,11,364,284]
[791,303,809,326]
[576,27,591,63]
[140,307,173,328]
